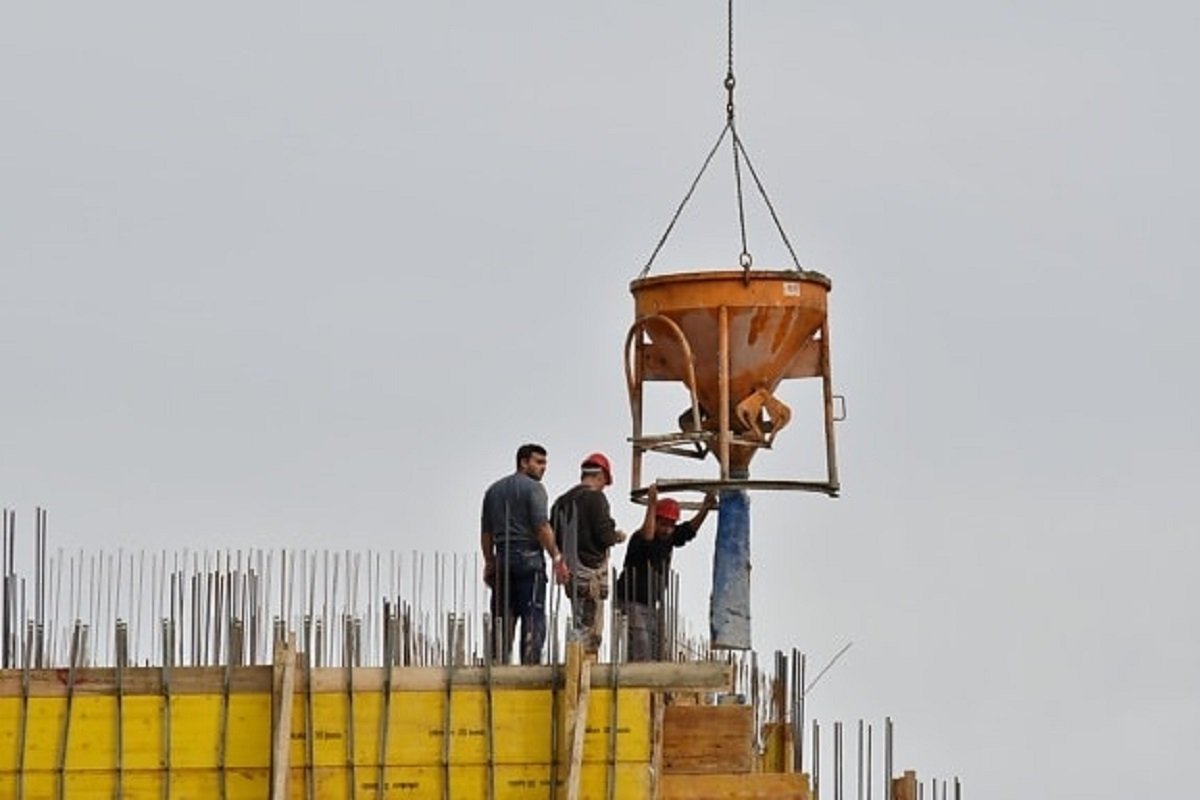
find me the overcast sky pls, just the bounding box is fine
[2,2,1197,797]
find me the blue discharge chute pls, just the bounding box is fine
[710,489,751,649]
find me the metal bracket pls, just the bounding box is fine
[633,478,840,499]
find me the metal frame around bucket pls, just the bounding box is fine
[624,273,841,505]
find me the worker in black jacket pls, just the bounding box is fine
[615,483,716,661]
[551,452,627,656]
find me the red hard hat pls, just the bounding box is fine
[655,497,681,522]
[580,452,613,486]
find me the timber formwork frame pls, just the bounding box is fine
[0,526,955,799]
[0,651,951,799]
[0,638,964,800]
[0,644,731,800]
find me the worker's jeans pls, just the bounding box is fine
[625,601,660,662]
[490,569,546,665]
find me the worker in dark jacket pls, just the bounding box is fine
[551,452,627,656]
[615,483,716,661]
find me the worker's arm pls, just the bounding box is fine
[536,521,570,584]
[587,491,626,546]
[688,491,718,531]
[636,483,659,541]
[481,489,496,585]
[531,484,568,584]
[481,529,495,585]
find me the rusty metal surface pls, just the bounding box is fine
[625,269,839,492]
[630,271,830,431]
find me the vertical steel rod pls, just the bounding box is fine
[717,305,731,479]
[820,319,840,489]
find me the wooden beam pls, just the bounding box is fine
[302,661,730,693]
[891,770,918,800]
[562,643,591,800]
[661,772,812,799]
[760,722,795,773]
[0,660,732,696]
[650,694,665,800]
[0,666,273,696]
[269,636,296,800]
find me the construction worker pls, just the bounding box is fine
[615,483,716,661]
[551,452,627,657]
[481,443,571,665]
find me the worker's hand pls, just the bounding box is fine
[615,529,628,544]
[703,490,718,509]
[646,483,659,506]
[483,558,496,588]
[552,556,571,586]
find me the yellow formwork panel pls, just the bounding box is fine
[0,695,58,772]
[302,762,651,800]
[294,688,650,767]
[0,698,29,769]
[0,688,649,776]
[0,694,275,774]
[578,687,651,763]
[0,696,67,771]
[0,768,265,800]
[0,764,650,800]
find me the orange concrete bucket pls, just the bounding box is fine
[625,269,839,495]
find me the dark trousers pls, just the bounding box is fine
[490,569,547,665]
[625,600,660,662]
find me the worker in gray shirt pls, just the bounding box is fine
[481,443,570,664]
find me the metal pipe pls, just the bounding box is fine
[813,719,821,800]
[867,723,873,800]
[798,652,806,774]
[623,315,705,493]
[820,319,840,490]
[857,719,864,800]
[718,305,731,479]
[834,720,842,800]
[884,718,893,800]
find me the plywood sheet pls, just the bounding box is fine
[662,772,811,799]
[0,763,652,799]
[0,689,650,771]
[661,704,754,774]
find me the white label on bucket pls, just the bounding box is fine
[783,282,801,297]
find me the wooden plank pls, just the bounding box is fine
[0,661,731,696]
[891,770,918,800]
[661,772,812,799]
[662,705,754,775]
[269,636,296,800]
[649,694,664,800]
[304,661,728,693]
[0,667,271,696]
[759,722,793,773]
[563,644,591,800]
[559,649,579,773]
